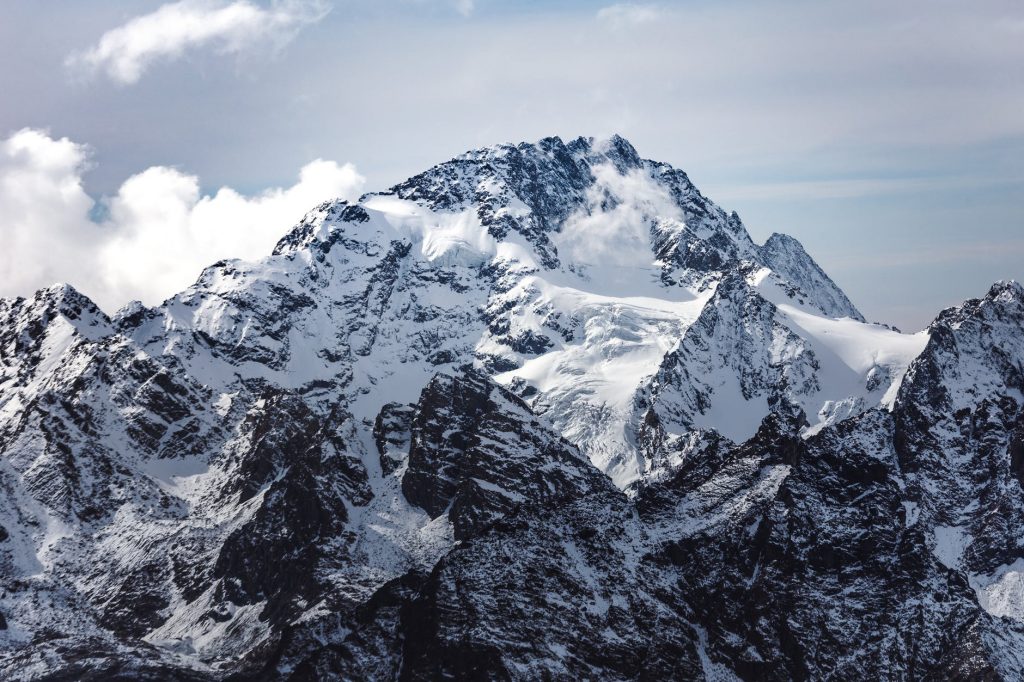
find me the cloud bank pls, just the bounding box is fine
[67,0,329,84]
[0,129,363,312]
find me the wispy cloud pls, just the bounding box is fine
[556,162,681,267]
[596,3,660,28]
[0,129,364,311]
[66,0,330,84]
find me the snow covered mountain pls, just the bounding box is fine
[1,135,1023,680]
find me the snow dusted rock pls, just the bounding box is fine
[634,271,820,453]
[399,368,608,540]
[631,267,927,484]
[757,232,864,321]
[627,280,1024,679]
[1,135,1022,679]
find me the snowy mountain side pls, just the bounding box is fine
[2,135,1022,680]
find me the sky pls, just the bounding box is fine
[0,0,1022,330]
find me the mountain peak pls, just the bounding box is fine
[930,278,1024,333]
[586,133,643,172]
[23,281,110,330]
[757,231,864,321]
[34,281,88,305]
[987,278,1023,301]
[269,134,864,322]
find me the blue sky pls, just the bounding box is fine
[1,0,1021,329]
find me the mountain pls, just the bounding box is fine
[1,135,1023,680]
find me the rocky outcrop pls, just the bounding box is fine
[400,368,607,540]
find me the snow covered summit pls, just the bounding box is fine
[249,134,919,485]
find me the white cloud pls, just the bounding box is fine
[67,0,330,84]
[0,130,101,303]
[0,129,364,312]
[555,162,680,267]
[596,3,660,28]
[453,0,474,17]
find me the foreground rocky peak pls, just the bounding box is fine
[2,136,1023,680]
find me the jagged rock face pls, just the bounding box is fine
[634,272,819,452]
[1,135,1023,680]
[635,408,995,680]
[628,265,922,484]
[757,232,864,322]
[399,369,607,540]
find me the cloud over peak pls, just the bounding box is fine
[66,0,329,84]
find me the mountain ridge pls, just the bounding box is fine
[1,135,1023,680]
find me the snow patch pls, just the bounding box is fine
[363,195,497,265]
[933,525,971,569]
[972,558,1024,622]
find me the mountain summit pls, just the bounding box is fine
[2,136,1023,680]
